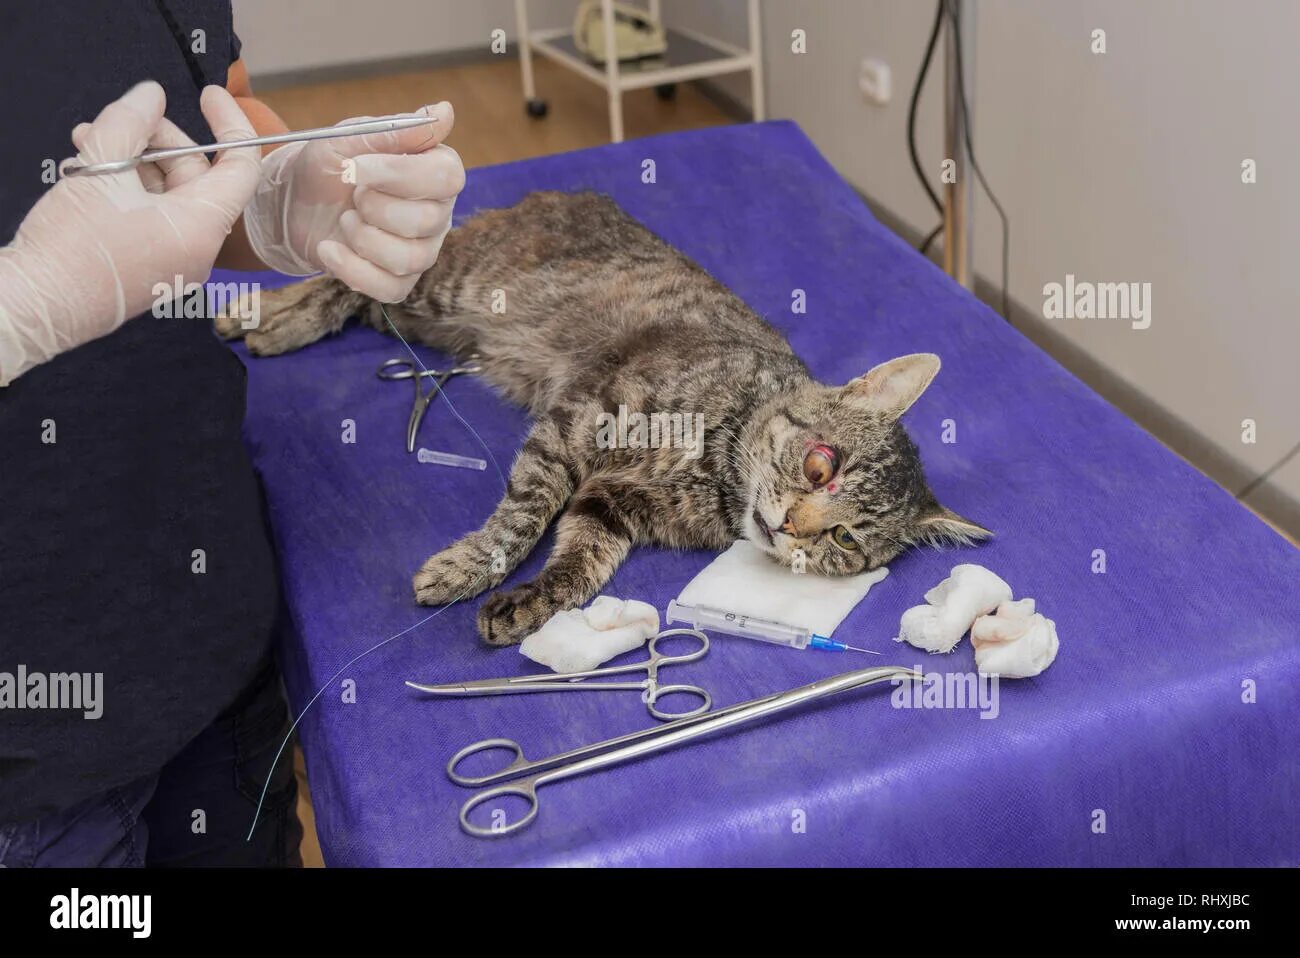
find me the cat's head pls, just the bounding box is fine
[742,353,990,574]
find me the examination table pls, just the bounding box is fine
[218,122,1299,866]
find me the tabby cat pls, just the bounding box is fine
[218,191,990,645]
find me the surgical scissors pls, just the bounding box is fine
[446,664,919,838]
[407,628,712,721]
[377,355,482,453]
[59,115,438,178]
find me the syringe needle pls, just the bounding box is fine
[845,645,881,654]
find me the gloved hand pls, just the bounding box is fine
[0,81,262,386]
[242,102,463,303]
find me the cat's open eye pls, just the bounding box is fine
[831,525,859,551]
[802,444,839,486]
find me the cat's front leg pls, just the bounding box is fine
[477,484,634,645]
[214,275,367,355]
[414,418,576,606]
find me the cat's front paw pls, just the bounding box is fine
[241,300,318,357]
[223,280,340,356]
[211,290,260,340]
[477,583,561,646]
[413,545,496,606]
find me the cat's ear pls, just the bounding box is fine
[843,353,941,419]
[914,499,994,547]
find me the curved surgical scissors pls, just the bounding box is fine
[377,355,482,453]
[406,628,712,722]
[446,665,919,838]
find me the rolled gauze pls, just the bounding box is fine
[520,595,660,673]
[970,598,1059,678]
[896,564,1013,653]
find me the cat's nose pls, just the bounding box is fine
[781,511,798,537]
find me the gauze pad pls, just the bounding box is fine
[519,596,660,673]
[675,540,889,639]
[971,598,1059,678]
[896,564,1012,653]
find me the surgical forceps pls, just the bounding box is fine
[407,629,713,722]
[445,664,919,837]
[377,355,482,453]
[59,115,438,178]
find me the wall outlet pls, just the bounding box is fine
[859,57,891,105]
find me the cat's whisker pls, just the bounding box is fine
[706,421,764,487]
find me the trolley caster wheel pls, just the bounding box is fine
[654,83,677,101]
[525,98,549,118]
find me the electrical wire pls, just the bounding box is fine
[907,1,1012,318]
[920,224,943,256]
[1236,439,1300,500]
[944,0,1011,319]
[908,1,946,245]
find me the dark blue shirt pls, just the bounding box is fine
[0,1,279,823]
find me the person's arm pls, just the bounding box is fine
[214,58,289,271]
[0,82,262,385]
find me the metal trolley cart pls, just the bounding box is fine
[513,0,765,142]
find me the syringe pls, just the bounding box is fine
[665,600,879,653]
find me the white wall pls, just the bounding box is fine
[232,0,573,75]
[672,0,1300,518]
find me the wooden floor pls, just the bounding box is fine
[264,56,732,869]
[256,56,736,167]
[293,747,323,868]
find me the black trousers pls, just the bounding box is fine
[0,657,303,867]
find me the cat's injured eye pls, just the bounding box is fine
[831,525,858,550]
[803,444,839,486]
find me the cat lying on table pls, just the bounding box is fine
[218,191,990,645]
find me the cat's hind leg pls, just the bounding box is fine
[477,480,636,646]
[413,418,577,606]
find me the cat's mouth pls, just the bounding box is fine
[751,506,776,547]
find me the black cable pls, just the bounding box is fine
[920,224,942,256]
[908,1,946,252]
[944,0,1011,319]
[1236,439,1300,500]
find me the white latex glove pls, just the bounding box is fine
[0,81,261,386]
[243,102,463,303]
